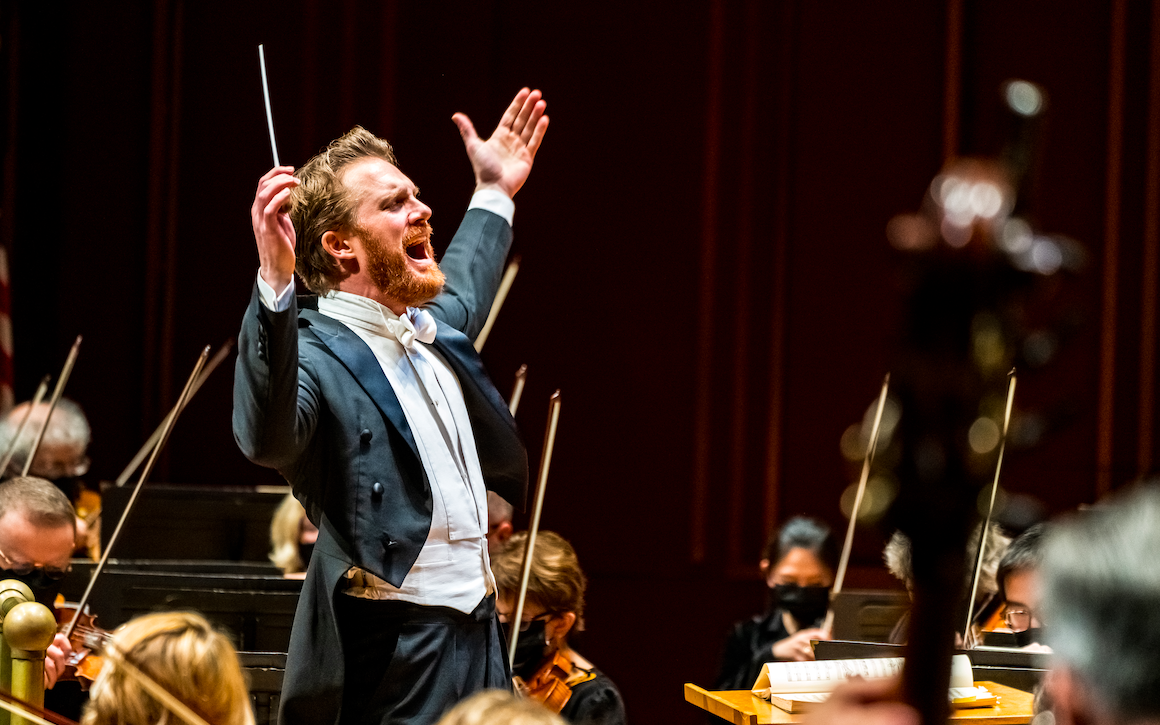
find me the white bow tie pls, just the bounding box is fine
[384,307,437,349]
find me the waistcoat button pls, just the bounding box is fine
[372,482,384,496]
[360,429,373,443]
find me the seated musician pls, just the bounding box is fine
[268,492,318,577]
[490,531,627,725]
[81,610,251,725]
[882,522,1010,644]
[0,476,75,688]
[715,516,837,690]
[995,523,1049,649]
[803,484,1160,725]
[435,689,566,725]
[0,399,98,556]
[486,491,515,553]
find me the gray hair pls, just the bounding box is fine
[884,523,1010,595]
[0,476,76,530]
[487,491,513,526]
[1042,484,1160,721]
[0,398,91,474]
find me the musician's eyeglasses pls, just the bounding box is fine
[1002,606,1035,632]
[0,545,71,580]
[514,612,557,633]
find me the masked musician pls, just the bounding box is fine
[234,89,547,725]
[995,523,1049,649]
[715,516,838,690]
[0,398,99,556]
[491,531,626,725]
[0,476,76,688]
[81,610,251,725]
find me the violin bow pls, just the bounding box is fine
[823,373,890,634]
[508,390,562,672]
[475,256,521,352]
[509,365,528,416]
[21,336,82,477]
[0,375,49,476]
[114,339,233,487]
[962,368,1017,647]
[63,347,210,640]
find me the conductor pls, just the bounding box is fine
[233,89,548,725]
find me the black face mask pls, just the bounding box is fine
[0,568,65,609]
[504,619,549,681]
[772,584,830,627]
[1013,627,1045,648]
[297,542,315,568]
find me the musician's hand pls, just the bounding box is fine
[251,166,299,292]
[803,677,919,725]
[453,88,549,199]
[773,627,829,662]
[44,633,72,689]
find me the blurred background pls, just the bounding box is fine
[3,1,1159,722]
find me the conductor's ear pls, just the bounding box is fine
[759,558,772,582]
[321,230,358,262]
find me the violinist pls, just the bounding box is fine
[715,516,837,691]
[0,399,99,557]
[995,523,1049,649]
[0,476,76,687]
[881,522,1010,644]
[491,531,627,725]
[80,610,251,725]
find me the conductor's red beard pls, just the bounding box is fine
[359,221,446,308]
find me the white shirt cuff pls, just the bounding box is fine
[256,272,296,312]
[468,189,514,226]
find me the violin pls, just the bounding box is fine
[517,650,574,714]
[53,602,111,687]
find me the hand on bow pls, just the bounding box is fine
[453,88,550,199]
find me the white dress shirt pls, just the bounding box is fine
[254,190,513,614]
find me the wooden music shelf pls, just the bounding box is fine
[684,681,1035,725]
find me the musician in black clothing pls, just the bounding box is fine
[492,531,627,725]
[715,516,838,690]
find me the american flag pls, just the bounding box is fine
[0,245,13,414]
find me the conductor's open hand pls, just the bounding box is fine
[252,166,300,292]
[453,88,549,198]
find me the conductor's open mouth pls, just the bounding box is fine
[406,238,430,260]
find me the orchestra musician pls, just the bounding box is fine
[268,492,317,577]
[804,484,1160,725]
[715,516,838,690]
[0,399,99,556]
[491,531,627,725]
[487,491,515,553]
[233,88,547,724]
[80,610,251,725]
[995,523,1048,649]
[0,475,76,688]
[881,523,1010,644]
